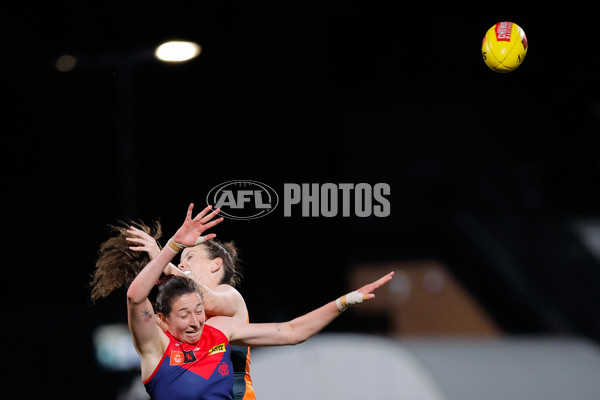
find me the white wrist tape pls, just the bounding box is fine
[336,290,366,312]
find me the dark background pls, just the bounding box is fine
[2,2,600,398]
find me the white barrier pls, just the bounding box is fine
[251,333,600,400]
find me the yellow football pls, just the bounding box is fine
[482,21,528,73]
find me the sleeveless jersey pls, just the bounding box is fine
[143,325,234,400]
[206,312,256,400]
[231,344,255,400]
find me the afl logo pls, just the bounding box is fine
[206,180,279,220]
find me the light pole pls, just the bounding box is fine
[56,41,201,217]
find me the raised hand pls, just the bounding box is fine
[172,203,223,247]
[337,271,394,311]
[357,271,395,301]
[126,226,162,259]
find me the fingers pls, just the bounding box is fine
[185,203,195,220]
[363,294,375,301]
[201,217,224,231]
[126,231,155,248]
[381,271,395,280]
[193,204,214,221]
[126,228,151,239]
[200,207,221,224]
[125,237,147,245]
[127,227,152,239]
[373,271,394,287]
[203,233,217,242]
[127,245,148,251]
[359,271,395,294]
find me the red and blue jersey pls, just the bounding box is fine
[144,325,234,400]
[204,314,256,400]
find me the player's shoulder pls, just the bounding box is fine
[215,284,248,317]
[206,315,239,340]
[206,315,235,329]
[213,283,242,296]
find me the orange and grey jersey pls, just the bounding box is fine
[231,344,255,400]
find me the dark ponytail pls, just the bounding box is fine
[201,239,243,287]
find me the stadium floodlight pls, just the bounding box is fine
[154,40,201,62]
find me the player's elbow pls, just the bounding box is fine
[285,325,309,345]
[126,285,145,305]
[291,336,308,345]
[285,332,305,346]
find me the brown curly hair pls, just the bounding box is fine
[91,219,163,302]
[91,219,244,302]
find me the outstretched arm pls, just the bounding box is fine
[126,204,223,357]
[210,271,394,346]
[126,204,222,304]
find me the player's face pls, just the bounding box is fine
[178,245,217,283]
[167,292,205,344]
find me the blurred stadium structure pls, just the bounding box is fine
[251,333,600,400]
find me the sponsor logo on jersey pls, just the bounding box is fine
[170,351,184,365]
[208,343,227,355]
[170,349,198,365]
